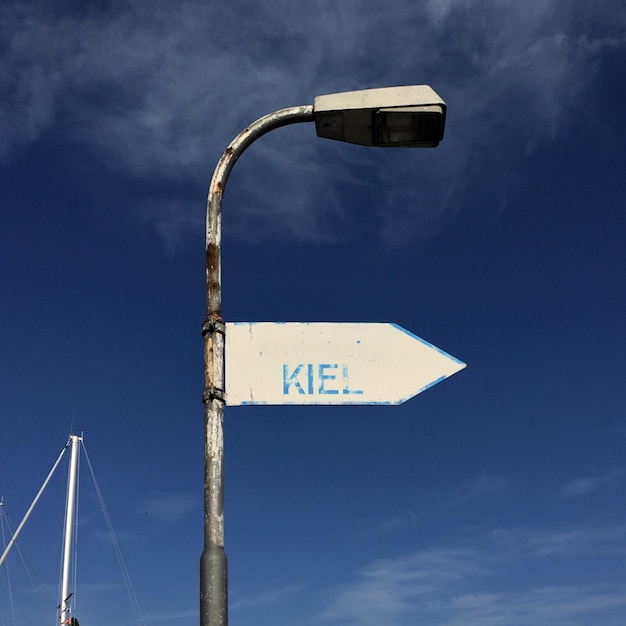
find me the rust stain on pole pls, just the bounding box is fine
[206,243,222,298]
[206,242,220,269]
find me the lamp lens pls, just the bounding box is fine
[375,109,443,147]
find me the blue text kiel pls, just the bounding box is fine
[283,364,363,395]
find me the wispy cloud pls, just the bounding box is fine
[316,547,481,625]
[93,529,135,545]
[316,524,626,625]
[610,422,626,437]
[438,585,626,626]
[137,492,198,525]
[231,583,307,611]
[559,470,622,498]
[490,525,626,557]
[372,510,421,535]
[2,0,624,247]
[449,474,507,507]
[142,608,198,623]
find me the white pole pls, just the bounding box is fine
[60,434,81,626]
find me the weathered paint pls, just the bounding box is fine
[225,322,465,406]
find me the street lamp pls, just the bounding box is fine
[200,85,446,626]
[314,85,446,147]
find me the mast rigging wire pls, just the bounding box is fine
[1,501,39,626]
[0,441,69,568]
[0,501,17,626]
[81,440,147,626]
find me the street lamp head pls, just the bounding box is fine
[313,85,446,148]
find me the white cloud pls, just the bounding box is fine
[137,492,198,524]
[490,525,626,557]
[368,509,421,536]
[93,528,135,545]
[316,524,626,625]
[1,0,624,247]
[560,470,621,498]
[316,547,481,625]
[231,583,307,611]
[449,474,507,507]
[439,586,626,626]
[142,607,198,622]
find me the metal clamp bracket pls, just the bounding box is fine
[202,386,226,403]
[202,319,226,338]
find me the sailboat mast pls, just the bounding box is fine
[60,434,81,626]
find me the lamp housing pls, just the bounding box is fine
[313,85,446,148]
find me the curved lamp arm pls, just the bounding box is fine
[205,105,314,320]
[201,104,314,626]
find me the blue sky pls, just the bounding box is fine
[1,1,625,625]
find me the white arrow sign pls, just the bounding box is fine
[225,322,465,406]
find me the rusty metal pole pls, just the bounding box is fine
[200,105,314,626]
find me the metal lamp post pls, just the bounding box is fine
[200,85,447,626]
